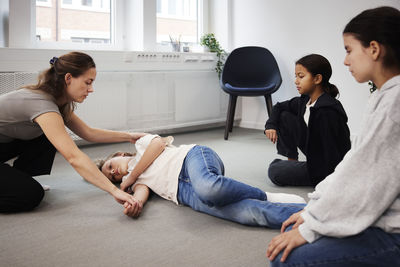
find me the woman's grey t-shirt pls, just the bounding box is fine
[0,88,60,143]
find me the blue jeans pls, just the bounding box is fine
[177,146,305,228]
[271,227,400,266]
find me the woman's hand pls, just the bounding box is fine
[281,210,304,233]
[111,188,141,217]
[123,198,143,217]
[129,132,148,144]
[266,228,307,263]
[265,129,278,144]
[120,177,136,193]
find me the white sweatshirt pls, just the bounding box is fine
[299,75,400,243]
[123,134,195,204]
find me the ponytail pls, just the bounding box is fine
[326,82,339,98]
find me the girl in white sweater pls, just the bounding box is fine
[267,6,400,266]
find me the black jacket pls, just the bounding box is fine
[265,93,351,186]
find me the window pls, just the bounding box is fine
[35,0,112,45]
[81,0,92,7]
[168,0,176,15]
[36,0,52,7]
[11,0,207,51]
[157,0,198,45]
[157,0,161,13]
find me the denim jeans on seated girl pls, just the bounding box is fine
[270,227,400,267]
[177,146,305,228]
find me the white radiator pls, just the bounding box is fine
[1,71,232,142]
[0,72,38,94]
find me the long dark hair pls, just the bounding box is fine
[296,54,339,98]
[25,52,96,121]
[343,6,400,69]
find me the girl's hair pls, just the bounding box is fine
[94,151,135,173]
[296,54,339,98]
[343,6,400,69]
[25,52,96,121]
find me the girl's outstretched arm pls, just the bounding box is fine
[120,137,167,191]
[127,184,150,218]
[133,184,150,203]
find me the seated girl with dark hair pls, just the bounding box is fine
[265,54,351,187]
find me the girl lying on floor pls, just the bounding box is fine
[96,134,306,228]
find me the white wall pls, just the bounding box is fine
[208,0,232,51]
[217,0,400,135]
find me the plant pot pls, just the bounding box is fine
[172,43,181,52]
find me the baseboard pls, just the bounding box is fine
[238,120,265,130]
[75,121,228,146]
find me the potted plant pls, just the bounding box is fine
[200,33,227,78]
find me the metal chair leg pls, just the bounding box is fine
[225,95,237,140]
[265,94,273,117]
[229,96,237,132]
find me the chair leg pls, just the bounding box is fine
[229,96,237,132]
[225,95,237,140]
[265,94,273,117]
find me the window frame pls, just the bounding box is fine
[157,0,197,21]
[36,0,52,7]
[34,0,116,50]
[10,0,208,52]
[61,0,111,13]
[156,0,206,51]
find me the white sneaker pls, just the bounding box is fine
[41,184,51,191]
[266,192,306,204]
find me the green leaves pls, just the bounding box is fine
[200,33,227,78]
[200,33,219,52]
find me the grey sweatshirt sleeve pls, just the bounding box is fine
[299,113,400,243]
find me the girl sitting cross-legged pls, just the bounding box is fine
[265,54,351,187]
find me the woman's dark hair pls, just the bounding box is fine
[25,52,96,121]
[296,54,339,98]
[343,6,400,69]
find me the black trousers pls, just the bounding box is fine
[0,134,56,212]
[268,111,313,186]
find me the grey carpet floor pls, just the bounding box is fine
[0,127,312,267]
